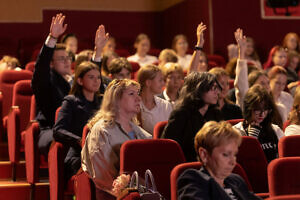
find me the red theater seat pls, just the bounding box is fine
[153,120,167,139]
[278,135,300,157]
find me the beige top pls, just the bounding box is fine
[177,54,192,71]
[127,54,158,67]
[81,120,151,191]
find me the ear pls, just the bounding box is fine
[198,147,208,165]
[145,79,152,88]
[77,77,83,86]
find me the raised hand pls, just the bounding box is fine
[234,28,247,59]
[94,25,109,52]
[49,13,67,38]
[196,22,207,47]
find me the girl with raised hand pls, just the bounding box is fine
[127,33,158,67]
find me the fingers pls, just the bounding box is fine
[197,22,207,34]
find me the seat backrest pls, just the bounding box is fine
[227,118,244,126]
[207,54,226,68]
[25,61,36,72]
[237,136,268,193]
[55,107,61,122]
[278,135,300,157]
[153,120,168,139]
[282,120,290,132]
[29,95,36,121]
[268,157,300,197]
[0,70,32,118]
[81,125,90,147]
[170,162,252,200]
[12,80,33,132]
[120,139,186,199]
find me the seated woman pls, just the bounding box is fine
[244,37,262,69]
[285,86,300,136]
[209,67,242,120]
[158,48,178,68]
[0,55,22,71]
[172,34,192,71]
[159,63,184,106]
[53,61,103,180]
[137,64,173,134]
[177,121,261,200]
[161,71,223,162]
[127,33,158,67]
[282,32,300,53]
[263,45,288,70]
[81,79,151,198]
[233,84,284,162]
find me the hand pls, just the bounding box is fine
[94,25,109,52]
[49,13,67,38]
[234,28,247,59]
[196,22,207,47]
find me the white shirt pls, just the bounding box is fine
[277,91,294,120]
[177,54,192,71]
[127,54,158,67]
[140,96,173,134]
[285,124,300,136]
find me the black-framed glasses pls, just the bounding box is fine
[253,109,272,115]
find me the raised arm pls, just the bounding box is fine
[93,25,109,61]
[188,22,207,74]
[234,28,248,108]
[46,13,68,48]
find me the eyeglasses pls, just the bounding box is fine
[53,56,72,62]
[253,109,272,115]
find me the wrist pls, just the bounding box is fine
[49,33,58,40]
[194,46,203,51]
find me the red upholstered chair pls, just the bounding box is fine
[268,157,300,197]
[25,61,36,72]
[7,80,33,181]
[227,118,244,126]
[278,135,300,157]
[128,61,141,80]
[153,120,168,139]
[74,171,96,200]
[120,139,186,199]
[265,194,300,200]
[207,54,226,68]
[237,136,269,193]
[115,49,130,57]
[170,162,252,200]
[81,125,89,147]
[148,48,161,57]
[282,120,290,132]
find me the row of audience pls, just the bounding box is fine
[3,12,299,199]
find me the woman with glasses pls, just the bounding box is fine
[233,84,284,162]
[161,71,223,162]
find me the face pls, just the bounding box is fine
[118,85,141,115]
[175,38,188,54]
[165,71,184,92]
[270,74,287,93]
[273,50,287,67]
[103,39,116,53]
[202,140,238,181]
[197,55,208,72]
[65,37,78,54]
[136,39,150,56]
[250,104,270,124]
[112,68,131,80]
[255,75,270,92]
[202,83,220,105]
[245,40,254,56]
[148,71,165,95]
[217,75,230,99]
[286,35,298,50]
[77,69,101,94]
[51,50,72,76]
[290,56,299,70]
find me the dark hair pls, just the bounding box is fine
[246,37,260,61]
[101,51,119,75]
[176,72,219,110]
[61,33,77,44]
[108,57,132,75]
[243,84,282,128]
[248,70,268,87]
[172,34,188,52]
[69,61,100,96]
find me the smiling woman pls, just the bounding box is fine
[177,121,261,200]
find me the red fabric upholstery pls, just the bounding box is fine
[266,194,300,200]
[148,48,161,57]
[29,95,36,122]
[74,171,95,200]
[153,120,167,139]
[25,61,36,72]
[120,139,186,200]
[55,107,61,122]
[0,70,32,118]
[282,120,290,132]
[81,125,90,147]
[227,118,244,126]
[229,79,234,89]
[128,61,140,73]
[207,54,226,68]
[268,157,300,197]
[170,162,202,200]
[115,49,130,57]
[237,136,268,193]
[170,162,253,200]
[278,135,300,157]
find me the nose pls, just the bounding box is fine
[136,95,141,102]
[230,156,236,166]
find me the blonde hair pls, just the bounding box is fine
[161,63,184,79]
[158,49,178,64]
[194,121,242,156]
[137,64,161,90]
[87,79,140,129]
[0,55,20,69]
[209,67,229,79]
[289,86,300,125]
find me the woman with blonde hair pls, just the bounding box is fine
[178,121,260,199]
[81,79,151,198]
[138,64,173,134]
[285,86,300,136]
